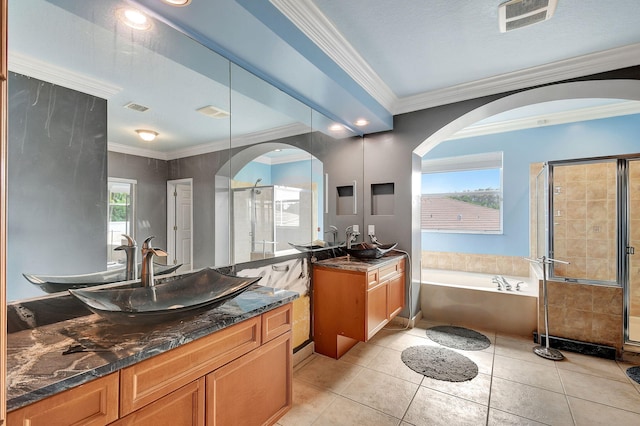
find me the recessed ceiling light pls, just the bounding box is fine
[354,119,369,126]
[117,8,152,31]
[135,129,159,142]
[329,124,344,131]
[162,0,192,6]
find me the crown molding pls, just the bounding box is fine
[109,123,311,161]
[395,43,640,115]
[447,100,640,140]
[270,0,397,112]
[9,51,121,99]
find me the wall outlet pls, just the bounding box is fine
[352,224,359,233]
[368,224,375,236]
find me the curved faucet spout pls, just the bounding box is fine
[141,236,168,287]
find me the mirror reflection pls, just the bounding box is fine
[7,0,362,302]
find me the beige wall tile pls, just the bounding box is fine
[592,313,623,348]
[591,285,622,315]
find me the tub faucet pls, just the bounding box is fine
[493,275,512,291]
[140,236,168,287]
[324,225,338,244]
[114,234,137,281]
[346,226,360,249]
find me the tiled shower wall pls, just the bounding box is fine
[551,162,617,281]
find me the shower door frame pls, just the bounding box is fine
[546,155,640,346]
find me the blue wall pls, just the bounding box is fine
[422,113,640,256]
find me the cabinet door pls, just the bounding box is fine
[6,373,119,426]
[367,282,388,340]
[387,273,405,320]
[113,378,205,426]
[207,332,292,426]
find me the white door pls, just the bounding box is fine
[167,179,193,272]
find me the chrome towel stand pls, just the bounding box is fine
[525,256,569,361]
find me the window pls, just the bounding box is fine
[421,152,503,234]
[274,186,301,227]
[108,178,136,265]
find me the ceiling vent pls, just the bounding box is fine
[196,105,230,119]
[499,0,558,32]
[123,102,149,112]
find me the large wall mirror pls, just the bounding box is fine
[6,0,363,303]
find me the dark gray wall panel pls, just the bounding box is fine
[7,72,107,301]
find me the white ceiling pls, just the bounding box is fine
[11,0,640,155]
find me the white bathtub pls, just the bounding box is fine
[420,269,539,337]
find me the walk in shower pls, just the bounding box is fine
[536,157,640,347]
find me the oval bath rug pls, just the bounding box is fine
[401,345,478,382]
[425,325,491,351]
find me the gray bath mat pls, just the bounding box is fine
[626,366,640,384]
[401,345,478,382]
[425,325,491,351]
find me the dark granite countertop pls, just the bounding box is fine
[313,253,405,273]
[6,285,298,412]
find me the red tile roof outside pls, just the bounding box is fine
[421,194,500,231]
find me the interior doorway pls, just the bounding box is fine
[167,178,193,272]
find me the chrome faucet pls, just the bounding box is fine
[324,225,338,244]
[115,234,137,281]
[140,236,168,287]
[345,226,360,249]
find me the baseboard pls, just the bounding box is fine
[389,310,423,328]
[533,332,616,360]
[293,341,314,367]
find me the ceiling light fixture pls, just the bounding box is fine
[162,0,192,6]
[117,8,152,31]
[329,124,344,131]
[354,119,369,127]
[135,129,159,142]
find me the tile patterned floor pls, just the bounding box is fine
[278,320,640,425]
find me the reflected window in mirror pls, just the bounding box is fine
[107,178,136,267]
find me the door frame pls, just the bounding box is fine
[167,178,194,271]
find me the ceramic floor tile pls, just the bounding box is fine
[568,395,640,426]
[453,347,495,375]
[312,395,401,426]
[493,354,564,393]
[490,377,574,425]
[403,386,488,426]
[487,408,547,425]
[557,351,629,382]
[277,380,336,426]
[339,368,419,418]
[367,347,425,384]
[294,355,362,393]
[368,328,436,352]
[494,335,557,366]
[339,341,384,367]
[558,368,640,414]
[420,372,492,405]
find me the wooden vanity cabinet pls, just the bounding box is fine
[313,257,405,359]
[6,303,293,426]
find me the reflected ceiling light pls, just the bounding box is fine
[329,124,345,131]
[117,8,152,31]
[354,119,369,126]
[135,129,159,142]
[162,0,192,6]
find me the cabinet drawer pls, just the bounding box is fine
[379,262,400,281]
[7,372,119,426]
[120,316,261,416]
[262,303,292,343]
[367,270,379,288]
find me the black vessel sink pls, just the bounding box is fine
[23,263,183,294]
[346,242,398,259]
[288,240,345,252]
[68,268,260,325]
